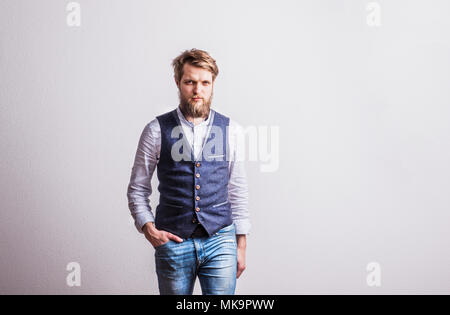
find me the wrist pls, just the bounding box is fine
[236,234,247,249]
[143,222,155,232]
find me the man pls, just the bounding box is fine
[127,49,250,295]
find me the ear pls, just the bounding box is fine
[174,76,179,88]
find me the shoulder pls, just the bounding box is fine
[140,117,161,141]
[211,109,232,127]
[211,109,244,135]
[228,118,245,137]
[228,118,242,129]
[145,107,178,134]
[148,118,161,133]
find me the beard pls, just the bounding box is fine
[178,90,213,119]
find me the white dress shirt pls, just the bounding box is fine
[127,107,251,235]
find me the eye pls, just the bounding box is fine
[185,80,193,84]
[203,81,210,85]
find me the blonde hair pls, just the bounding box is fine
[172,49,219,83]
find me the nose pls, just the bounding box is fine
[193,82,202,95]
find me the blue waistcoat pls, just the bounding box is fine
[154,108,232,239]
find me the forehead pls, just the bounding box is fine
[181,63,213,80]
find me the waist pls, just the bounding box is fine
[190,224,209,238]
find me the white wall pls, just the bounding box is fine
[1,0,450,294]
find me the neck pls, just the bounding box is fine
[190,117,206,126]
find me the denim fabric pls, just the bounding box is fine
[154,223,237,295]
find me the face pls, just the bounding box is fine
[176,63,214,119]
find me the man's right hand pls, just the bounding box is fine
[142,222,184,248]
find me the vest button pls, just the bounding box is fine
[196,173,200,178]
[196,185,200,190]
[192,218,197,223]
[195,207,200,212]
[196,162,201,167]
[196,196,200,201]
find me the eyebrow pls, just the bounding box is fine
[184,79,211,83]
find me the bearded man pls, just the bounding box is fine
[127,49,250,295]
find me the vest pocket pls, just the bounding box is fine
[212,200,229,208]
[205,154,225,161]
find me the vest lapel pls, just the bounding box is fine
[171,109,216,162]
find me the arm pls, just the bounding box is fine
[127,120,184,247]
[126,120,160,233]
[236,234,247,279]
[228,120,251,279]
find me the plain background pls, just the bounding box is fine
[1,0,450,294]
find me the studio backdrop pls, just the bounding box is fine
[1,0,450,294]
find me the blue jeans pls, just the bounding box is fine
[154,223,237,295]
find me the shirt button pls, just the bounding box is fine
[196,185,200,190]
[196,173,200,178]
[195,207,200,212]
[196,196,200,201]
[196,162,201,167]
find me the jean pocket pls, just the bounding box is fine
[154,240,172,249]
